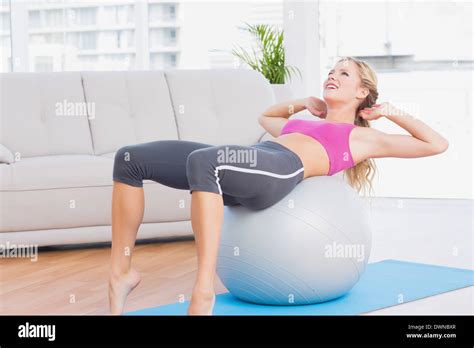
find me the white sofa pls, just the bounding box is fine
[0,69,277,247]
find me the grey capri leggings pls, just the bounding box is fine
[112,139,305,210]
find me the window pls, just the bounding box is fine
[149,27,176,48]
[149,3,176,22]
[172,1,283,69]
[30,33,63,45]
[24,1,136,72]
[8,0,284,71]
[318,0,473,199]
[78,32,97,50]
[163,3,176,20]
[43,9,64,28]
[34,56,53,72]
[0,0,11,72]
[101,5,133,26]
[164,52,177,68]
[71,7,97,26]
[28,10,41,29]
[164,28,176,46]
[150,52,178,69]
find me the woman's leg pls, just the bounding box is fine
[108,182,144,315]
[108,140,214,314]
[184,142,304,314]
[187,191,223,315]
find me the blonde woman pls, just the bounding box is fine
[109,56,449,315]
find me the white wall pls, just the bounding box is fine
[371,70,473,199]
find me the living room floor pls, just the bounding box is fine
[1,197,472,315]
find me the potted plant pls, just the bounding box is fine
[231,23,301,102]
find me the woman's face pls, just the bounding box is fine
[323,60,368,107]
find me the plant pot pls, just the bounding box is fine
[271,83,294,103]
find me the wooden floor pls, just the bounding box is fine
[1,197,472,315]
[0,237,227,315]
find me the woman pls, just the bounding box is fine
[108,56,449,315]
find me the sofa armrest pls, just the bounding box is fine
[0,144,14,164]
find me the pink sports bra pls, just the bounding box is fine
[279,119,357,176]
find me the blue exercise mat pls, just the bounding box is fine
[126,259,474,315]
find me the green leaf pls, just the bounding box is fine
[229,23,301,84]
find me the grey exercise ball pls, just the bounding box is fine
[217,176,372,306]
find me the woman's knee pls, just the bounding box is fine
[113,145,144,187]
[186,149,221,194]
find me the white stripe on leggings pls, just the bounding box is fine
[213,164,305,195]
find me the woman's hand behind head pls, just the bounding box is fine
[358,102,393,121]
[304,96,328,119]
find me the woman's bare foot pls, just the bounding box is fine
[108,268,141,315]
[187,289,216,315]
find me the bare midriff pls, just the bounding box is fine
[271,133,331,179]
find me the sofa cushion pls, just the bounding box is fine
[0,155,114,191]
[0,72,94,158]
[165,69,273,145]
[0,154,193,231]
[81,71,179,155]
[0,152,177,190]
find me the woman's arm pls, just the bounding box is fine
[259,97,327,137]
[260,98,308,118]
[362,102,449,158]
[258,98,307,138]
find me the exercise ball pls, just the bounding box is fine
[216,176,372,305]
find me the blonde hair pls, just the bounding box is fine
[337,56,378,196]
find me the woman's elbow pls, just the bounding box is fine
[432,138,449,154]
